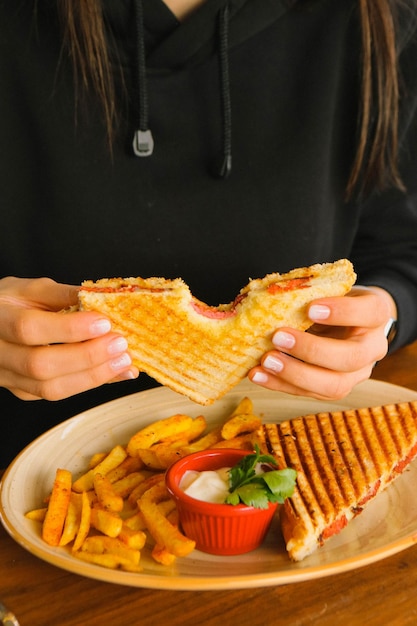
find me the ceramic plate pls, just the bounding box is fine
[1,379,417,590]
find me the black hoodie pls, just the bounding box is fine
[1,0,417,466]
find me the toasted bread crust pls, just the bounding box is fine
[264,401,417,561]
[78,259,356,405]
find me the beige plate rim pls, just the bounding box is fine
[1,378,417,591]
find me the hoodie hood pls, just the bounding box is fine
[104,0,298,173]
[104,0,298,70]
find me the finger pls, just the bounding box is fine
[268,326,388,372]
[6,387,42,401]
[7,364,140,401]
[0,344,139,400]
[0,277,79,310]
[249,355,373,401]
[0,306,112,346]
[0,333,134,381]
[4,361,139,401]
[308,287,391,329]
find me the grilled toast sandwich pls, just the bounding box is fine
[78,259,356,405]
[264,400,417,561]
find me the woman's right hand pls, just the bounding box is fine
[0,276,139,401]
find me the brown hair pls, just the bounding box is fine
[58,0,408,198]
[347,0,405,198]
[59,0,116,144]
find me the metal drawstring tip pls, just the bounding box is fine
[133,129,154,157]
[211,153,232,179]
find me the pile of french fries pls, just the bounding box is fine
[25,397,264,571]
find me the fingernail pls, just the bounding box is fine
[110,353,132,370]
[108,336,129,355]
[118,369,138,381]
[252,371,269,384]
[90,318,112,336]
[309,304,331,321]
[273,331,295,349]
[263,355,284,373]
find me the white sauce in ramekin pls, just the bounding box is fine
[179,468,230,504]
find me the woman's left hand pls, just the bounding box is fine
[248,286,396,400]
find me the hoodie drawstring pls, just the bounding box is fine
[211,3,232,179]
[132,0,232,179]
[132,0,154,156]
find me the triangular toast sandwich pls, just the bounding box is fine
[264,400,417,561]
[78,259,356,405]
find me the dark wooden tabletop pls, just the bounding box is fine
[1,341,417,626]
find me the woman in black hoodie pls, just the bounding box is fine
[0,0,417,465]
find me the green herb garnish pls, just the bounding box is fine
[225,445,297,509]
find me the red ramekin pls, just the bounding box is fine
[165,448,278,556]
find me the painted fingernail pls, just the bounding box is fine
[118,369,138,381]
[263,355,284,373]
[110,353,132,370]
[309,304,331,321]
[108,336,129,355]
[273,331,295,349]
[90,318,112,336]
[252,371,269,384]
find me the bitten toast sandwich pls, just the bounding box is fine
[263,401,417,561]
[78,259,356,405]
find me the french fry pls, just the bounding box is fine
[158,498,177,519]
[160,415,207,443]
[151,543,176,566]
[25,508,47,522]
[90,506,123,538]
[72,490,92,552]
[127,414,193,456]
[124,497,176,531]
[138,442,187,470]
[127,472,166,506]
[212,433,257,449]
[179,426,223,455]
[93,473,124,513]
[42,468,72,546]
[88,452,107,469]
[118,561,144,573]
[166,508,179,527]
[80,535,141,565]
[106,456,145,482]
[72,445,127,493]
[73,550,140,570]
[59,492,82,546]
[123,510,147,531]
[118,525,147,550]
[85,489,98,506]
[111,471,150,498]
[221,413,262,440]
[230,396,254,417]
[138,482,195,557]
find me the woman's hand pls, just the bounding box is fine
[248,286,396,400]
[0,277,139,401]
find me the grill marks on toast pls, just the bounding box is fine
[90,291,260,399]
[78,260,356,404]
[264,401,417,560]
[139,301,260,394]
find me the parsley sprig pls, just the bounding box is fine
[225,445,297,509]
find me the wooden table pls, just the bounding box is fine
[2,342,417,626]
